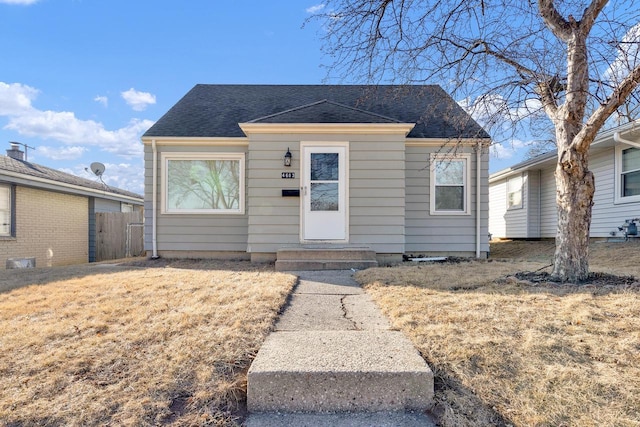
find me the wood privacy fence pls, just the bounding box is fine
[95,211,144,261]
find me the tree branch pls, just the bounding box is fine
[538,0,571,41]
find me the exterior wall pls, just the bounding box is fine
[246,133,406,255]
[538,166,557,237]
[590,147,640,237]
[144,142,249,254]
[405,144,490,256]
[0,186,88,269]
[489,170,541,239]
[95,198,123,213]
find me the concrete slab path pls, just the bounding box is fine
[245,270,435,426]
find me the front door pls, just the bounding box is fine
[302,145,347,240]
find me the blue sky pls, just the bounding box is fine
[0,0,523,195]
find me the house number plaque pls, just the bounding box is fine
[281,172,295,179]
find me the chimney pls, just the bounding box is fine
[7,143,24,161]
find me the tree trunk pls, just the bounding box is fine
[552,146,595,282]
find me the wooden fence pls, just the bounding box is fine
[95,211,144,261]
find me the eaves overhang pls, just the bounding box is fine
[0,170,143,204]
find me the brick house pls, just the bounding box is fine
[1,144,143,269]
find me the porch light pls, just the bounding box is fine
[284,148,292,167]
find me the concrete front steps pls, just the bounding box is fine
[275,246,378,271]
[247,330,434,413]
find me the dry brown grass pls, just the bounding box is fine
[356,240,640,427]
[0,259,296,426]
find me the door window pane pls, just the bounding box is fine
[311,153,339,181]
[310,183,339,211]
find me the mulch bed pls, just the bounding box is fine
[512,271,639,289]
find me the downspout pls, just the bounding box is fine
[613,132,640,148]
[476,143,482,258]
[151,139,159,258]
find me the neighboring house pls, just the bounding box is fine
[489,120,640,239]
[141,84,491,266]
[0,144,144,269]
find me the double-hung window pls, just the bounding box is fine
[615,145,640,204]
[507,174,523,209]
[430,154,470,215]
[0,184,13,237]
[162,153,245,214]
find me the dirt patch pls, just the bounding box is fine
[512,271,638,288]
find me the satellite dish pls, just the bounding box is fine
[90,162,105,177]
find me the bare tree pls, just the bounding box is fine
[312,0,640,282]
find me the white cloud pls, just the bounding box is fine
[121,88,156,111]
[0,81,155,160]
[490,139,529,160]
[458,94,543,129]
[94,95,108,107]
[604,23,640,85]
[306,4,325,13]
[65,160,145,195]
[0,82,38,116]
[37,145,87,160]
[0,0,40,4]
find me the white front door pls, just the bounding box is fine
[302,144,348,240]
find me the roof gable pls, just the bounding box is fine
[249,99,403,124]
[143,84,489,139]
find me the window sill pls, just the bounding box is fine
[0,236,17,241]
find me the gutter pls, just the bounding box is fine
[151,139,159,259]
[613,132,640,148]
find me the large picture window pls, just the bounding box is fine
[615,145,640,204]
[430,154,470,215]
[162,153,245,214]
[0,184,13,237]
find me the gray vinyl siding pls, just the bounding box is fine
[143,143,249,253]
[349,138,405,254]
[88,198,96,262]
[490,171,541,239]
[246,133,406,255]
[405,145,490,255]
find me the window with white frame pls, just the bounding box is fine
[430,154,470,215]
[0,184,12,236]
[616,145,640,203]
[507,174,523,209]
[162,153,245,214]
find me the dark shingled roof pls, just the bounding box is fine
[143,84,489,139]
[0,155,143,200]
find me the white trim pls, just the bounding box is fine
[614,144,640,204]
[142,137,249,146]
[430,153,471,215]
[239,122,414,136]
[160,152,246,215]
[0,184,11,237]
[299,141,350,242]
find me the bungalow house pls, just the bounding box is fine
[141,84,491,269]
[489,120,640,240]
[0,144,144,268]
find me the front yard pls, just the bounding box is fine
[0,259,296,426]
[1,240,639,426]
[356,240,640,426]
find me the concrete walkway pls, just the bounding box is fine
[245,270,435,426]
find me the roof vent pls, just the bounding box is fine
[7,143,24,161]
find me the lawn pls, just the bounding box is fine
[0,259,296,426]
[356,240,640,427]
[2,242,639,426]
